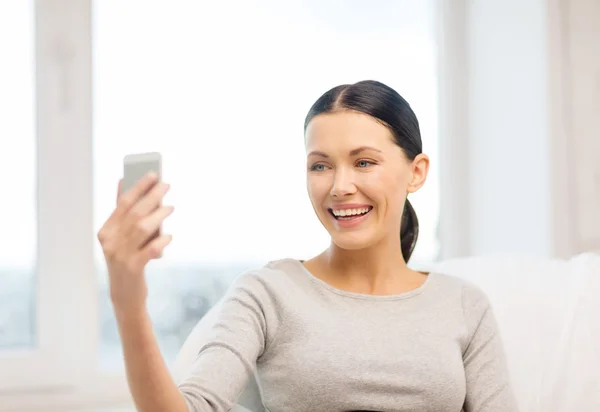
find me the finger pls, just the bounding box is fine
[113,172,160,221]
[97,178,127,244]
[127,205,175,249]
[123,182,170,231]
[137,234,173,264]
[99,174,160,251]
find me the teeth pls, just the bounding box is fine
[332,207,371,217]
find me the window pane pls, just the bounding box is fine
[94,0,439,369]
[0,1,36,349]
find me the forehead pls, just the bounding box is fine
[305,111,395,152]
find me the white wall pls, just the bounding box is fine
[467,0,551,257]
[438,0,600,259]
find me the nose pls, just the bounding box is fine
[330,168,357,198]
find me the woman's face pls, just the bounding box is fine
[305,110,428,251]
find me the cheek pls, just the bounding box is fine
[356,169,391,200]
[306,175,329,206]
[357,169,405,209]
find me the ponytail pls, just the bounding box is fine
[400,199,419,262]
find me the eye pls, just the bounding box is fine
[310,163,329,172]
[356,159,375,168]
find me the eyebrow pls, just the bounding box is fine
[349,146,382,156]
[307,146,383,158]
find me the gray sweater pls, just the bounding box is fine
[178,258,518,412]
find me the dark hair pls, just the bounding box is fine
[303,80,422,262]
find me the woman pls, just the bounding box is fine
[98,80,518,412]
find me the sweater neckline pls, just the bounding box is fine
[289,258,436,301]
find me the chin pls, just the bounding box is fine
[330,231,376,251]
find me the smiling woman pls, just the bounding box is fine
[96,79,517,412]
[167,81,518,412]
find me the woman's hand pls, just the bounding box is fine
[97,172,174,316]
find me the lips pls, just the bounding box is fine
[329,206,373,220]
[326,204,374,229]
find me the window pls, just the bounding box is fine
[94,0,439,370]
[2,0,439,408]
[0,1,36,351]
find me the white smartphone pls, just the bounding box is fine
[122,152,163,244]
[122,152,162,196]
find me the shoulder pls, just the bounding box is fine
[430,273,495,348]
[227,258,308,300]
[233,258,305,284]
[430,272,492,321]
[431,271,490,304]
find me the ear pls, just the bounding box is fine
[407,154,429,194]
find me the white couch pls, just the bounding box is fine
[173,253,600,412]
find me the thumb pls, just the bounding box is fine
[116,179,123,205]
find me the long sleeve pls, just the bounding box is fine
[462,283,520,412]
[177,271,280,412]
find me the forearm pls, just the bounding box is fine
[116,308,189,412]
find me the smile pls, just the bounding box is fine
[328,206,373,221]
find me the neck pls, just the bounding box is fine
[321,234,411,293]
